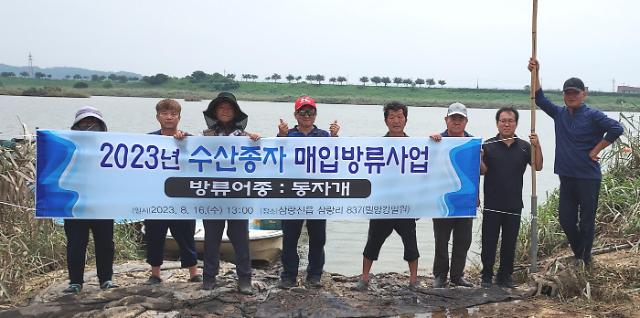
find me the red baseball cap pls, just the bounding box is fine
[294,96,317,111]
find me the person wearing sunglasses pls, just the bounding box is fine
[276,95,340,289]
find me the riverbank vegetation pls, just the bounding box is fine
[1,75,640,111]
[0,142,142,303]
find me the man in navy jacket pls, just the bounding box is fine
[528,58,623,266]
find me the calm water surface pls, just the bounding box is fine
[1,95,629,275]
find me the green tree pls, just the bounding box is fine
[286,74,295,83]
[73,74,82,80]
[393,77,403,86]
[426,78,435,88]
[315,74,325,84]
[226,73,236,80]
[65,75,71,79]
[305,75,314,82]
[251,74,258,82]
[102,81,113,88]
[0,72,15,77]
[108,74,118,81]
[73,81,88,88]
[19,71,29,77]
[337,76,347,85]
[190,71,208,83]
[295,76,302,83]
[438,79,446,87]
[329,77,337,84]
[270,73,281,83]
[381,77,391,87]
[35,72,47,79]
[359,76,369,86]
[142,73,169,85]
[415,78,425,87]
[403,78,413,87]
[241,74,250,82]
[371,76,381,86]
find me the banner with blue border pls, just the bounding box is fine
[36,130,480,219]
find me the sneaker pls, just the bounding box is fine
[238,278,254,295]
[63,283,82,293]
[305,276,322,288]
[481,276,493,288]
[278,279,297,289]
[188,274,203,283]
[496,276,517,289]
[352,279,369,291]
[408,281,420,291]
[432,275,448,288]
[145,275,162,285]
[450,277,473,288]
[202,276,216,291]
[100,280,119,290]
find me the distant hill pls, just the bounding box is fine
[0,63,142,79]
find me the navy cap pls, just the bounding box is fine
[563,77,585,92]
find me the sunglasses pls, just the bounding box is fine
[296,109,316,117]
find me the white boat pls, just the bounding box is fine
[164,221,283,265]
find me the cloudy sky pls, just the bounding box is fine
[2,0,638,91]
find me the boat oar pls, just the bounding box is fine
[529,0,539,273]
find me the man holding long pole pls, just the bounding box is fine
[527,59,623,267]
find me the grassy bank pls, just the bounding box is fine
[0,142,142,303]
[1,77,640,111]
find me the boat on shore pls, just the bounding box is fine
[164,220,283,265]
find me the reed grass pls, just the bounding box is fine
[0,141,142,303]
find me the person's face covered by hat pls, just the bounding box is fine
[74,116,103,131]
[215,102,236,125]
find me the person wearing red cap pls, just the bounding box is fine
[276,96,339,289]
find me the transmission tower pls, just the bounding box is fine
[28,52,34,78]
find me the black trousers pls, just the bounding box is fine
[281,220,326,281]
[432,218,473,280]
[363,219,419,262]
[202,220,252,280]
[64,219,114,285]
[559,176,601,264]
[480,209,521,279]
[144,220,197,268]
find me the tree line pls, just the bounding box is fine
[238,73,446,87]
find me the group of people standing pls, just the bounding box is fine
[61,57,623,295]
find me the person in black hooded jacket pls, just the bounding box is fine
[201,92,259,295]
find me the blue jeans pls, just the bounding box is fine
[558,176,601,264]
[280,220,326,282]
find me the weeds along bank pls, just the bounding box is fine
[0,142,142,303]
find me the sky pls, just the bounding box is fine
[2,0,639,91]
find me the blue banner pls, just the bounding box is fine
[36,130,481,219]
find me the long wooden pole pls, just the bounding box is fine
[529,0,539,273]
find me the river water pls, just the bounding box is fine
[0,95,628,275]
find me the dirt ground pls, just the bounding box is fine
[0,248,638,317]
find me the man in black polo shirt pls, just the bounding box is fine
[480,106,543,288]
